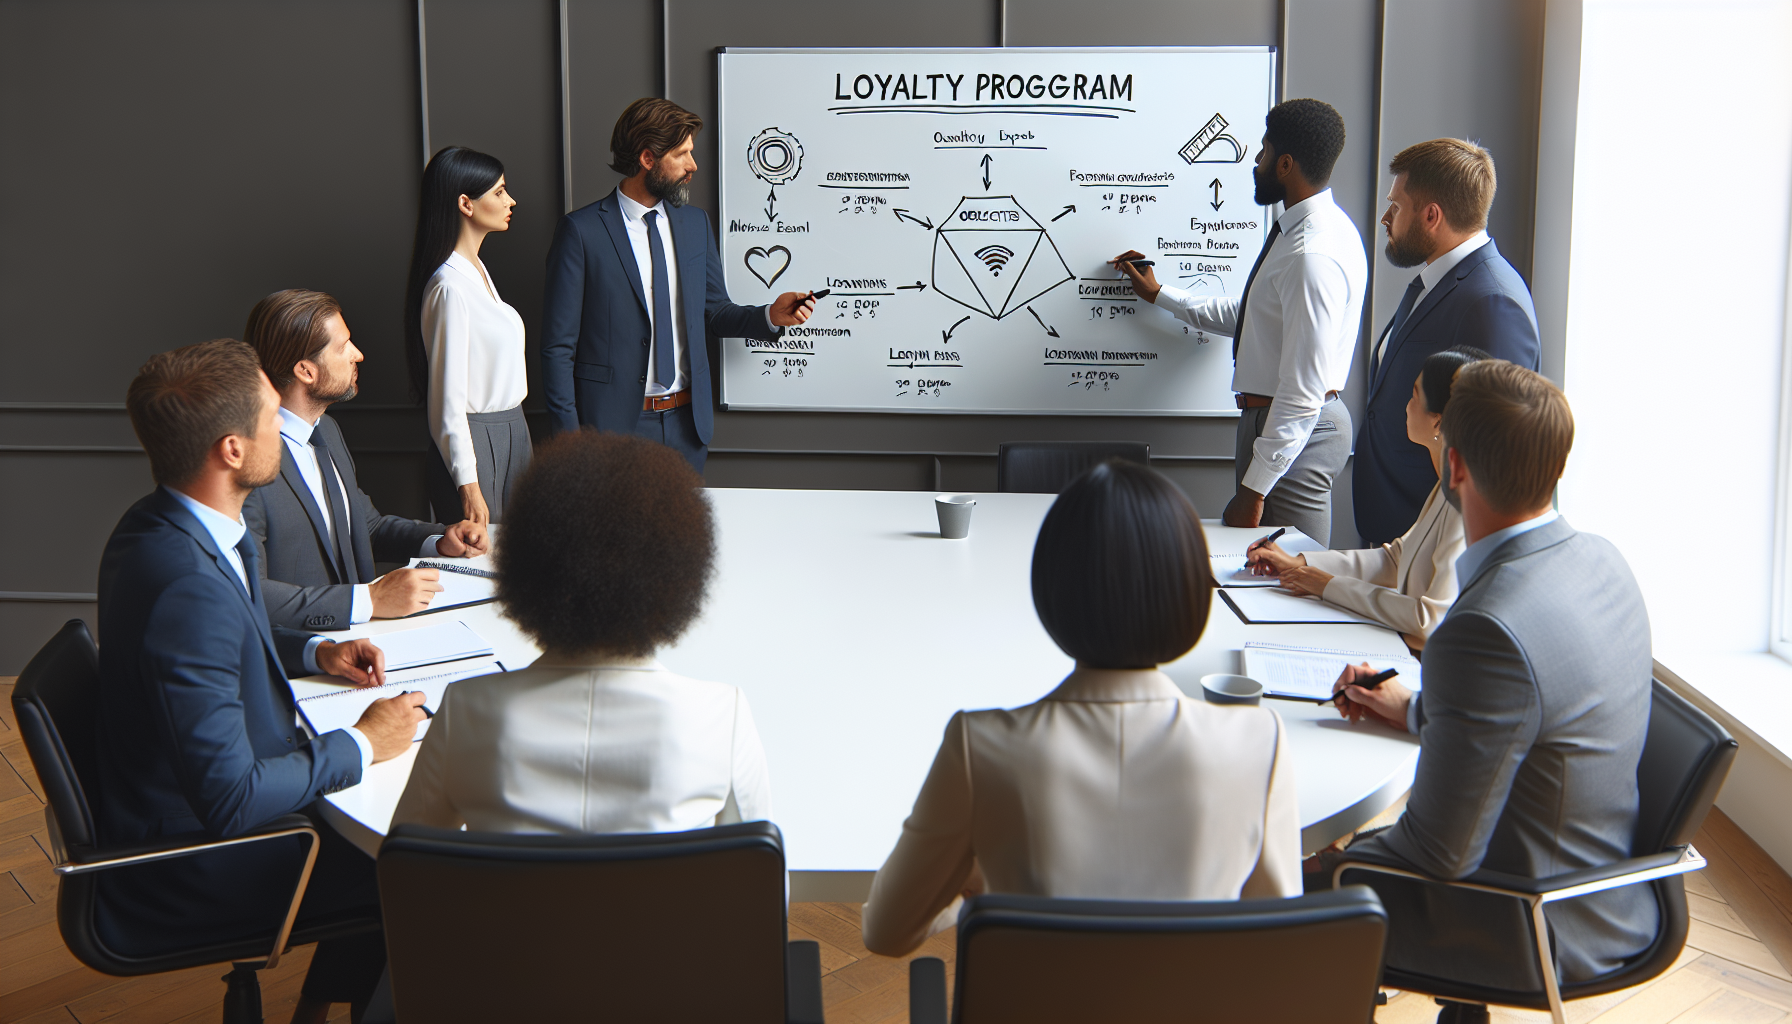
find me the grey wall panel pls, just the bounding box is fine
[0,0,422,407]
[0,453,153,594]
[1002,0,1278,46]
[421,0,563,414]
[1371,0,1546,352]
[564,0,661,210]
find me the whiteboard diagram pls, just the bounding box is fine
[718,47,1277,415]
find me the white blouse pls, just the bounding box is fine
[423,250,528,486]
[391,654,772,835]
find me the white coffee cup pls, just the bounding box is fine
[935,494,977,539]
[1200,673,1264,706]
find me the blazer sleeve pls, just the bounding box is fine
[728,687,773,824]
[423,282,480,486]
[541,214,586,435]
[1240,711,1303,898]
[1352,609,1540,879]
[701,211,782,343]
[391,682,463,829]
[242,490,354,630]
[862,711,977,957]
[1455,287,1541,371]
[141,575,362,837]
[1303,544,1397,588]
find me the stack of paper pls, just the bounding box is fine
[1210,532,1327,587]
[297,657,503,742]
[364,619,494,671]
[402,557,498,611]
[1241,642,1422,701]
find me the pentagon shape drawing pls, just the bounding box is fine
[931,196,1074,320]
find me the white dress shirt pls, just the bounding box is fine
[1372,229,1490,367]
[164,486,374,770]
[861,668,1301,957]
[391,654,772,835]
[275,407,443,624]
[423,250,529,486]
[1155,190,1368,495]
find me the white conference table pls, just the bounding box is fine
[311,488,1419,901]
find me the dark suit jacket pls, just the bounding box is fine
[94,487,364,953]
[1351,516,1656,990]
[243,412,442,630]
[1352,239,1540,544]
[541,189,782,443]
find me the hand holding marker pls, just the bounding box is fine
[1245,527,1286,569]
[1322,667,1399,706]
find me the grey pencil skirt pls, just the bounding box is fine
[427,406,533,524]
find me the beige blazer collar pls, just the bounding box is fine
[529,650,664,672]
[1042,667,1186,703]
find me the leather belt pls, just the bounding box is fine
[1235,390,1340,410]
[644,389,692,412]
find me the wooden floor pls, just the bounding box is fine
[4,676,1792,1024]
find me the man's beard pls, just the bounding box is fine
[308,370,357,406]
[236,450,282,490]
[647,162,693,208]
[1384,217,1433,268]
[1253,159,1286,206]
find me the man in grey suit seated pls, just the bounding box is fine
[1321,361,1654,1024]
[243,289,488,630]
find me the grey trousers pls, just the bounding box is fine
[1234,396,1351,546]
[427,406,533,524]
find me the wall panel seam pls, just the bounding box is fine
[0,593,99,603]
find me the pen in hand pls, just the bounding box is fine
[1321,667,1399,705]
[1248,527,1287,554]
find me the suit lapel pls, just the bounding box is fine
[670,204,708,336]
[152,490,284,668]
[317,417,374,582]
[1372,239,1501,402]
[277,445,340,583]
[595,190,649,313]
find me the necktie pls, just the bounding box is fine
[1374,275,1427,381]
[644,209,676,391]
[1231,220,1282,360]
[308,430,359,584]
[235,534,264,611]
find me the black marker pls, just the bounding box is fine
[807,288,831,301]
[1321,667,1400,705]
[1123,259,1155,269]
[1247,527,1287,555]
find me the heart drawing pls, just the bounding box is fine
[744,245,791,289]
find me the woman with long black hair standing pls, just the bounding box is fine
[405,146,530,524]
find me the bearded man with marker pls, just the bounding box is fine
[542,98,818,471]
[1115,98,1366,545]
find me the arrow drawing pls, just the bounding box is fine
[1027,306,1060,338]
[896,281,928,292]
[941,315,971,344]
[892,209,934,230]
[1051,204,1076,222]
[1208,178,1223,211]
[766,186,779,222]
[980,154,993,189]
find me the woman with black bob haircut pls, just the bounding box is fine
[1248,344,1489,650]
[404,145,531,525]
[861,460,1301,957]
[391,430,770,835]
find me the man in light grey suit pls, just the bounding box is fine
[1322,361,1654,1024]
[241,289,487,630]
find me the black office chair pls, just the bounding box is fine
[1334,678,1738,1024]
[11,619,378,1024]
[908,886,1388,1024]
[377,820,825,1023]
[994,441,1150,493]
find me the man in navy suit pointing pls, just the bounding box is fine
[542,98,817,471]
[1355,139,1540,545]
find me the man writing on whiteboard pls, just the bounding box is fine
[1114,98,1366,545]
[542,98,817,471]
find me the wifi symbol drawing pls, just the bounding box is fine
[974,244,1015,277]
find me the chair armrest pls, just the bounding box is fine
[56,813,318,876]
[910,956,948,1024]
[786,940,825,1024]
[1335,846,1704,904]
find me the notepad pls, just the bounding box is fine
[1210,532,1327,587]
[1219,587,1382,625]
[295,657,503,742]
[362,620,494,672]
[403,557,498,611]
[1241,642,1422,701]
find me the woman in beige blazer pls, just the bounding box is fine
[392,431,770,834]
[1247,345,1488,650]
[861,461,1301,958]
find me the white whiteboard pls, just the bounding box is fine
[717,46,1276,415]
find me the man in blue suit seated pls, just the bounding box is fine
[1355,139,1540,545]
[98,339,426,1024]
[542,97,817,471]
